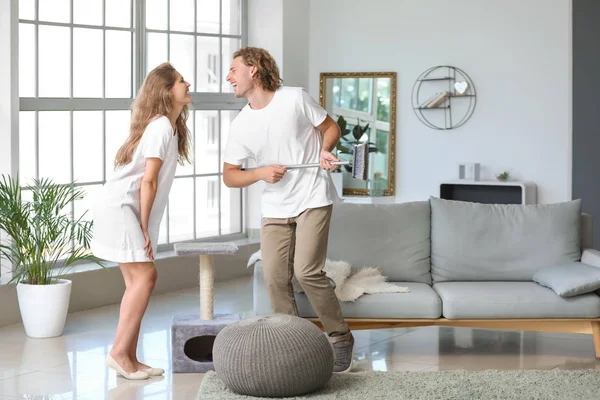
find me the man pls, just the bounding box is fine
[222,47,354,373]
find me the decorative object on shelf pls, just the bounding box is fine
[411,65,477,130]
[458,162,480,181]
[420,91,448,108]
[320,72,396,196]
[496,171,510,182]
[454,81,469,95]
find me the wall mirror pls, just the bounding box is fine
[320,72,396,196]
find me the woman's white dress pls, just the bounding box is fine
[90,116,178,263]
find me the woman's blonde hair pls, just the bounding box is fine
[233,47,283,91]
[114,62,191,167]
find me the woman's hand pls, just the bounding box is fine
[142,228,154,261]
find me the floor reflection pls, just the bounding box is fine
[0,276,599,398]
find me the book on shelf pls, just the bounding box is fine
[425,91,448,108]
[418,92,439,108]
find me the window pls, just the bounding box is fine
[17,0,247,256]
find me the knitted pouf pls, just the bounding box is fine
[212,314,334,398]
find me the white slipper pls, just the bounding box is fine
[105,354,149,380]
[142,367,165,376]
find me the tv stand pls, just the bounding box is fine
[440,180,537,205]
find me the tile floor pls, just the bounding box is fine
[0,275,599,399]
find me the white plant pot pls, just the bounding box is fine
[16,279,72,338]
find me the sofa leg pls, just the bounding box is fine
[592,322,600,359]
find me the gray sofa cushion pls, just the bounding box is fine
[433,281,600,319]
[296,282,442,319]
[532,262,600,297]
[327,201,431,284]
[253,261,441,318]
[430,197,582,283]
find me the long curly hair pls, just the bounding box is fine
[233,47,283,91]
[114,62,191,167]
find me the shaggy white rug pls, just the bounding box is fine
[247,250,409,302]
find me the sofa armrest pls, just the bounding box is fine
[582,248,600,268]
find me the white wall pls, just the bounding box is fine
[308,0,572,204]
[245,0,311,230]
[248,0,283,70]
[247,0,309,88]
[282,1,310,89]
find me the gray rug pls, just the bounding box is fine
[198,369,600,399]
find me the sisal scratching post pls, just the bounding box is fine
[199,254,215,320]
[171,242,240,373]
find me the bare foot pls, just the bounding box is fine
[109,350,138,374]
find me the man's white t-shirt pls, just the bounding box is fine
[223,86,340,219]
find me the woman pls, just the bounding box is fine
[91,62,192,380]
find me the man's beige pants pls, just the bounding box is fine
[261,204,350,340]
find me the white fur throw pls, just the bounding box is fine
[247,250,409,302]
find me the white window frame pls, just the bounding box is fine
[11,0,248,270]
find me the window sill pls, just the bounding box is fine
[0,235,261,285]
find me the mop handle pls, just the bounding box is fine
[242,161,350,171]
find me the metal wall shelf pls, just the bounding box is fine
[411,66,477,130]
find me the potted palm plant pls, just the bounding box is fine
[0,174,103,338]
